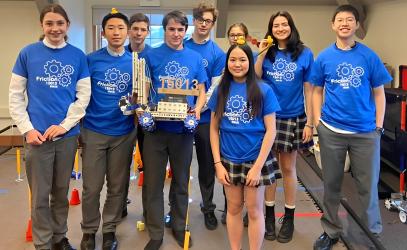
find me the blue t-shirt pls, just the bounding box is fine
[12,41,89,137]
[310,43,392,132]
[84,48,134,136]
[145,43,208,133]
[126,43,152,59]
[184,38,226,124]
[208,81,280,163]
[261,47,313,118]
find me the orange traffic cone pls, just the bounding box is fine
[69,188,81,205]
[25,218,32,242]
[138,171,144,187]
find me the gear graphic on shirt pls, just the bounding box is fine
[336,63,353,80]
[202,59,208,68]
[44,60,63,76]
[353,66,364,77]
[165,61,180,75]
[117,82,128,92]
[105,68,121,83]
[287,62,297,72]
[273,58,287,71]
[350,77,362,88]
[58,75,71,87]
[179,66,189,76]
[284,71,295,81]
[62,65,74,76]
[121,73,131,82]
[226,95,246,114]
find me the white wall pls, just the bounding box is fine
[0,1,40,118]
[363,0,407,87]
[59,0,86,51]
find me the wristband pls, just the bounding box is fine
[214,161,221,165]
[305,124,314,129]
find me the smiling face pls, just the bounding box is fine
[272,15,291,44]
[165,18,186,50]
[228,47,249,82]
[102,17,128,49]
[193,11,214,38]
[41,12,69,46]
[129,21,149,46]
[228,26,246,46]
[332,11,359,40]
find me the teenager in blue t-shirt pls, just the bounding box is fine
[208,42,280,250]
[80,10,136,250]
[142,11,206,250]
[9,4,90,250]
[122,12,152,218]
[311,5,391,250]
[254,11,314,243]
[181,2,226,231]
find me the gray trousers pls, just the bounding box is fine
[80,128,136,233]
[317,123,382,238]
[143,130,193,240]
[25,136,78,250]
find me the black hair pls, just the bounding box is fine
[162,10,188,31]
[265,11,304,63]
[39,4,69,41]
[215,43,262,121]
[129,13,150,30]
[102,11,129,31]
[332,4,360,22]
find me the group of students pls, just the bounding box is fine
[8,2,391,250]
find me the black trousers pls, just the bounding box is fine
[143,130,193,239]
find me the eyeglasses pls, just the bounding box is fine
[196,18,214,25]
[228,34,245,39]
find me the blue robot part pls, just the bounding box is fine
[184,114,198,133]
[139,112,155,132]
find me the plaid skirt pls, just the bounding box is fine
[221,153,278,186]
[273,113,314,153]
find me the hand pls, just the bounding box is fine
[258,38,270,51]
[215,163,230,186]
[189,107,201,121]
[43,125,67,141]
[245,166,261,187]
[25,129,46,145]
[302,126,313,143]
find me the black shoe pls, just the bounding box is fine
[164,212,172,228]
[52,237,76,250]
[264,218,276,241]
[126,198,131,204]
[172,230,193,248]
[277,215,294,243]
[204,212,218,230]
[80,233,95,250]
[313,232,339,250]
[221,210,227,225]
[122,207,128,218]
[144,239,163,250]
[243,212,249,227]
[102,232,118,250]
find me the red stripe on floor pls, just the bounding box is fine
[275,212,323,217]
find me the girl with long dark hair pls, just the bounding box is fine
[254,11,314,243]
[209,42,280,250]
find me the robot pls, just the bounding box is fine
[119,52,198,133]
[384,192,407,224]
